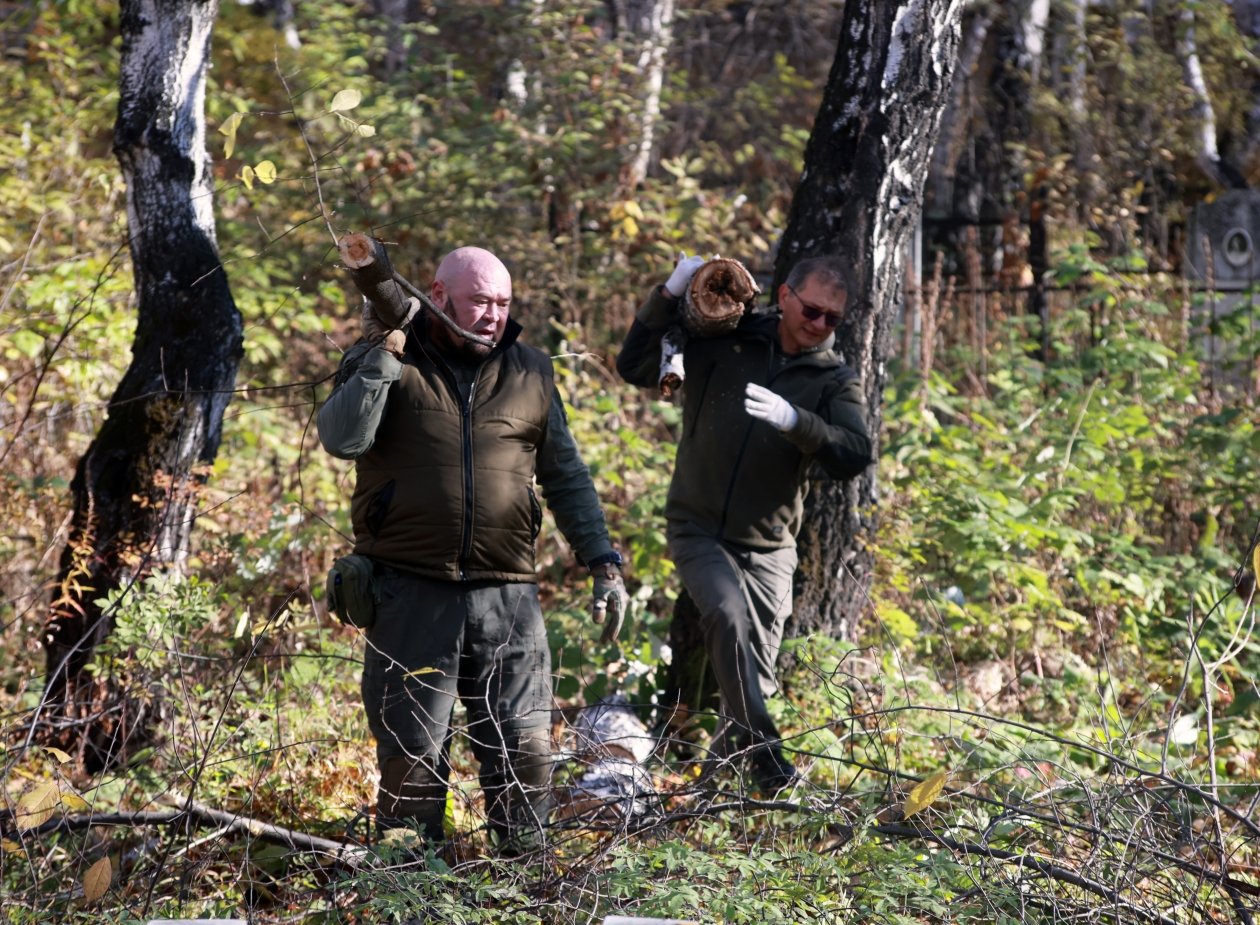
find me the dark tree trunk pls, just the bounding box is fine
[774,0,965,642]
[371,0,420,76]
[654,591,718,751]
[42,0,242,772]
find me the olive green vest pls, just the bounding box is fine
[350,326,554,582]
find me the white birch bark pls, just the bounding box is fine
[774,0,966,638]
[621,0,677,188]
[45,0,243,770]
[1179,4,1231,188]
[1018,0,1050,86]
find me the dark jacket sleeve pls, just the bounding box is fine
[316,342,403,460]
[535,390,614,565]
[615,286,681,388]
[782,369,873,480]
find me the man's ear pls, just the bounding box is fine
[431,279,446,306]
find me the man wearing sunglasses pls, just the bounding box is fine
[616,254,872,793]
[318,246,627,855]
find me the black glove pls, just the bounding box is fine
[590,561,628,644]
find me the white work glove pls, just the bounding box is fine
[664,252,708,299]
[744,383,798,432]
[591,562,629,644]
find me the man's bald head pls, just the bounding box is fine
[430,246,513,359]
[434,247,511,290]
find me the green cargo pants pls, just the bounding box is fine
[668,531,799,786]
[361,566,554,848]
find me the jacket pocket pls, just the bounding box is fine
[365,479,396,537]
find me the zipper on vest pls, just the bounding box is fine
[457,367,480,579]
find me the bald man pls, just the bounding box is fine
[318,246,626,855]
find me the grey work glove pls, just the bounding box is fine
[362,297,417,359]
[664,252,708,299]
[590,562,628,644]
[744,383,799,432]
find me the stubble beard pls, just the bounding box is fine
[435,299,496,361]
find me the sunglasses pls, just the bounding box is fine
[786,283,843,328]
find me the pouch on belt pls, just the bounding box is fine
[326,554,378,629]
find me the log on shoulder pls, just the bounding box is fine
[337,232,413,328]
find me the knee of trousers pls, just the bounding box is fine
[491,723,553,791]
[483,725,553,834]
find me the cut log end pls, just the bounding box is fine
[338,232,378,269]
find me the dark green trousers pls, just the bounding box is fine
[361,568,553,846]
[668,531,798,781]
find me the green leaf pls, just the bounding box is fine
[8,330,44,358]
[60,792,90,812]
[218,111,243,159]
[329,88,362,112]
[254,160,277,184]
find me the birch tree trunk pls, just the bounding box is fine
[1178,5,1245,189]
[614,0,677,188]
[774,0,965,641]
[1018,0,1051,86]
[924,5,994,226]
[42,0,242,772]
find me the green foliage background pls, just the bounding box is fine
[2,0,1259,922]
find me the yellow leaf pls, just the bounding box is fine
[1252,543,1260,582]
[83,855,111,903]
[903,771,948,819]
[355,123,376,138]
[44,746,73,764]
[218,112,243,160]
[329,89,362,112]
[2,839,26,857]
[405,666,443,678]
[622,200,644,220]
[254,160,277,184]
[240,165,255,191]
[60,792,90,812]
[620,216,640,238]
[16,782,59,830]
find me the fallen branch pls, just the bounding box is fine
[869,821,1186,925]
[1,800,366,865]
